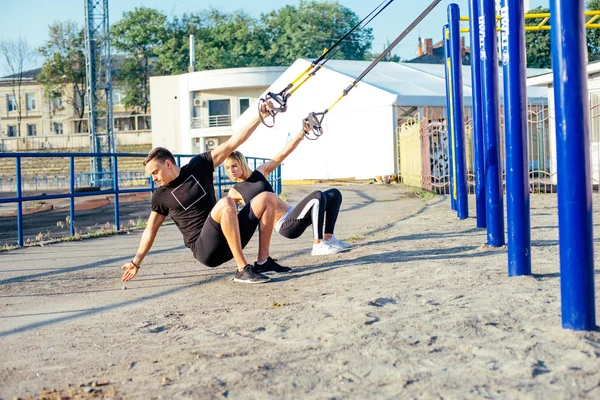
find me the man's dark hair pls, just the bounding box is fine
[144,147,176,166]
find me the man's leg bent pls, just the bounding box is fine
[210,197,249,271]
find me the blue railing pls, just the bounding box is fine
[0,152,281,247]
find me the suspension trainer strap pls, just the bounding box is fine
[260,0,396,128]
[288,0,395,97]
[313,0,394,66]
[304,0,442,139]
[341,0,442,98]
[320,0,395,65]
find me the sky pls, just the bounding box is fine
[0,0,548,72]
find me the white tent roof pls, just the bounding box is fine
[322,60,549,106]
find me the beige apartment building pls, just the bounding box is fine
[0,68,151,152]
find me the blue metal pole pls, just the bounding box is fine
[113,155,120,231]
[478,0,505,246]
[551,0,596,330]
[15,157,23,247]
[448,4,469,220]
[216,166,223,199]
[468,0,487,228]
[69,157,75,236]
[443,24,457,210]
[501,0,531,276]
[276,165,282,195]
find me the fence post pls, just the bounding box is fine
[551,0,596,330]
[16,157,23,247]
[113,155,120,231]
[69,157,76,237]
[468,0,487,228]
[448,4,469,220]
[216,166,223,199]
[443,24,457,209]
[478,0,505,246]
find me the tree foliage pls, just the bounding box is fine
[524,6,551,69]
[110,7,167,112]
[260,0,373,65]
[37,21,87,122]
[36,2,375,113]
[587,0,600,62]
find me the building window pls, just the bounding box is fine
[7,125,17,137]
[239,98,250,116]
[26,93,36,111]
[7,95,17,112]
[208,99,231,127]
[53,122,64,135]
[51,96,64,110]
[27,124,37,136]
[112,89,124,105]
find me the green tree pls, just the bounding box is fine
[587,0,600,62]
[524,6,551,69]
[260,0,373,65]
[153,13,202,75]
[192,9,270,70]
[110,7,167,114]
[37,21,87,132]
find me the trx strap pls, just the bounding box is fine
[259,0,395,128]
[302,0,442,140]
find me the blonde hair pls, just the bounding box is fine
[225,151,252,181]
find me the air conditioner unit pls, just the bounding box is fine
[205,138,219,150]
[193,98,204,107]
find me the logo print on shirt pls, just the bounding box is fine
[171,174,206,210]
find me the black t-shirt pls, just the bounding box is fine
[151,152,217,248]
[233,169,274,204]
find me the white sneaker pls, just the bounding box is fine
[326,235,352,249]
[311,241,343,256]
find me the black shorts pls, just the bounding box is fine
[191,202,259,268]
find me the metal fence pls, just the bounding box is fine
[0,152,281,247]
[398,104,564,194]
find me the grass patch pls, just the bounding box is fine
[347,234,365,243]
[374,198,401,203]
[0,216,160,252]
[412,188,437,200]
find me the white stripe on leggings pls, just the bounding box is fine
[295,199,320,240]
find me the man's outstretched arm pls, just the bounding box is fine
[121,211,166,282]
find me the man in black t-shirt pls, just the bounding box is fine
[120,104,289,284]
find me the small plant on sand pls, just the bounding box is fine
[129,216,146,229]
[347,234,365,243]
[0,243,17,252]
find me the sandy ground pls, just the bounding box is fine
[0,183,599,399]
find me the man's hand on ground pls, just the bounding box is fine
[121,262,139,282]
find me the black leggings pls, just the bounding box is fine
[278,189,342,240]
[323,188,342,235]
[191,202,259,268]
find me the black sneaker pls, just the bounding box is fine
[253,257,292,274]
[234,264,270,284]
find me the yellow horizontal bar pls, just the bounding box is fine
[460,10,600,22]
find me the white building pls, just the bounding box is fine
[528,61,600,185]
[150,60,548,181]
[149,66,287,154]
